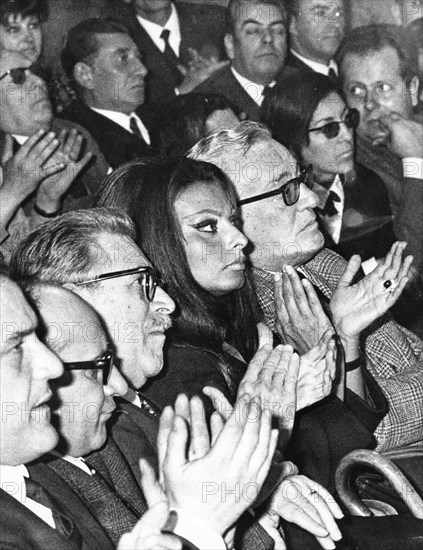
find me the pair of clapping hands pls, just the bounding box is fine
[1,126,92,222]
[122,339,343,550]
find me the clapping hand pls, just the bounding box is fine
[35,128,92,213]
[177,48,229,94]
[117,459,181,550]
[274,267,334,353]
[330,241,412,344]
[158,392,278,535]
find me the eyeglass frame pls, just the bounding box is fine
[74,266,160,302]
[308,108,360,140]
[0,64,45,85]
[62,346,114,385]
[237,164,314,207]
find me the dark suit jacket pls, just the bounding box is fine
[194,65,262,121]
[0,479,113,550]
[113,1,226,108]
[285,50,315,74]
[60,101,156,170]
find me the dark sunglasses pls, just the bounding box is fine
[63,347,114,385]
[0,64,46,85]
[237,164,314,207]
[308,108,360,140]
[74,266,160,302]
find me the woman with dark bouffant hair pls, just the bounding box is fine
[261,72,395,262]
[95,157,262,414]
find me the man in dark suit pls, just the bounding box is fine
[60,19,156,170]
[113,0,228,110]
[194,0,290,121]
[285,0,344,79]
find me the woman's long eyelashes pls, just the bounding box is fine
[192,219,218,233]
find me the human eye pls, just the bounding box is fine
[230,214,241,228]
[245,25,261,36]
[6,24,19,34]
[347,85,366,99]
[28,21,40,30]
[193,219,218,233]
[85,368,101,382]
[271,24,286,36]
[117,51,129,64]
[376,83,393,95]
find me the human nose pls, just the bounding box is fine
[364,89,379,112]
[133,57,148,77]
[299,184,319,209]
[104,365,128,397]
[339,121,353,142]
[227,223,248,251]
[150,286,176,315]
[261,27,273,44]
[32,341,64,381]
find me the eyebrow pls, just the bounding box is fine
[241,19,286,27]
[266,170,293,191]
[183,208,222,220]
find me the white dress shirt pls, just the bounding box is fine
[0,463,55,528]
[290,49,338,76]
[313,174,345,243]
[136,3,181,56]
[90,108,151,145]
[230,67,275,106]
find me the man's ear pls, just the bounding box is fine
[224,33,235,60]
[409,75,420,107]
[73,61,95,90]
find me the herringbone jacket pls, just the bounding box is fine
[252,248,423,451]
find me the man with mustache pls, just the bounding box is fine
[60,18,156,170]
[193,0,290,121]
[337,24,423,276]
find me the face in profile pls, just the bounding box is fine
[341,46,419,146]
[0,13,42,63]
[301,92,355,183]
[225,1,288,85]
[174,182,248,296]
[0,277,63,466]
[38,286,128,457]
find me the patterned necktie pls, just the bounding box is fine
[160,29,179,66]
[26,477,82,547]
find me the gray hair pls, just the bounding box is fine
[187,120,272,164]
[10,207,136,286]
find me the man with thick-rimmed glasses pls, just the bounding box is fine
[189,121,423,465]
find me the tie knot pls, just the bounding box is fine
[160,28,170,43]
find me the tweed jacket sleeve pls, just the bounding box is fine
[252,248,423,451]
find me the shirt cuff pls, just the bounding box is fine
[171,509,226,549]
[403,158,423,180]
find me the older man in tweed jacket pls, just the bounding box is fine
[189,121,423,453]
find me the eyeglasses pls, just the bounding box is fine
[0,64,46,85]
[63,347,114,385]
[237,164,314,207]
[74,266,160,302]
[308,108,359,140]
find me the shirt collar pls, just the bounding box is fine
[12,134,29,145]
[290,49,338,76]
[0,464,29,503]
[89,108,150,145]
[312,174,343,208]
[230,67,275,106]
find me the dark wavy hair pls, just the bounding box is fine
[95,157,261,365]
[260,71,339,161]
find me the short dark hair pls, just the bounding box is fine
[0,0,47,27]
[61,18,130,77]
[10,208,136,286]
[149,93,241,157]
[337,24,416,85]
[260,72,339,161]
[95,157,261,365]
[225,0,289,34]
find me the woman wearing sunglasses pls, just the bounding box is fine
[261,72,395,262]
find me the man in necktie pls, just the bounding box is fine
[188,121,423,457]
[60,19,155,169]
[285,0,344,81]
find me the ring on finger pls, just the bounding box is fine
[383,279,397,294]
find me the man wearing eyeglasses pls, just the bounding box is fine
[188,121,423,458]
